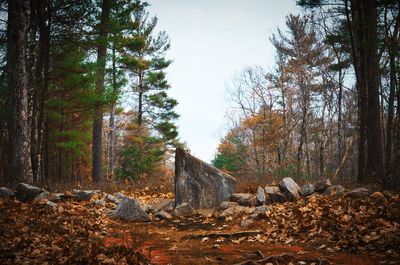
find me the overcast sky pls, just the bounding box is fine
[147,0,300,162]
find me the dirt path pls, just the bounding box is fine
[103,216,379,265]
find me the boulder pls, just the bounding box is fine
[173,202,194,217]
[112,197,150,221]
[93,199,106,206]
[315,179,331,193]
[256,186,266,205]
[230,193,256,206]
[264,186,287,203]
[0,187,15,197]
[300,184,315,196]
[155,210,173,220]
[345,187,371,198]
[16,183,44,202]
[279,178,301,200]
[323,185,345,196]
[175,148,236,209]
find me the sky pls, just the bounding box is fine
[147,0,300,162]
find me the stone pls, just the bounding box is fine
[106,194,120,204]
[112,197,151,221]
[72,189,99,201]
[93,199,105,206]
[113,192,128,201]
[256,186,266,205]
[230,193,256,206]
[151,199,175,214]
[16,183,44,202]
[240,218,254,228]
[253,205,270,215]
[264,186,287,203]
[34,191,51,201]
[196,208,215,218]
[155,210,173,220]
[175,148,236,209]
[219,201,239,210]
[315,179,331,193]
[143,204,154,214]
[46,201,57,209]
[345,187,371,198]
[0,187,15,197]
[218,205,254,218]
[300,184,315,196]
[173,202,195,217]
[279,177,301,200]
[323,185,345,196]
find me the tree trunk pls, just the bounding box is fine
[108,41,117,178]
[92,0,111,183]
[7,0,33,184]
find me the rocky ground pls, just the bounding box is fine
[0,182,399,265]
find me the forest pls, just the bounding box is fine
[0,0,399,264]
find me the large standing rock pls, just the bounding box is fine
[0,187,15,198]
[175,148,236,209]
[16,183,44,202]
[279,177,301,200]
[112,197,150,221]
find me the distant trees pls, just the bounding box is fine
[0,0,179,187]
[214,1,400,189]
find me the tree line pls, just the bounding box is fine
[0,0,179,187]
[213,0,400,190]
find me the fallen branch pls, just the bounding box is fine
[187,230,263,239]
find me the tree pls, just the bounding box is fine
[92,0,111,183]
[7,0,33,184]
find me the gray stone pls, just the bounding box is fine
[315,179,331,192]
[16,183,44,202]
[240,218,254,228]
[324,185,346,196]
[155,210,173,220]
[93,199,106,206]
[151,199,175,214]
[230,193,256,206]
[219,201,239,210]
[345,187,371,198]
[0,187,15,197]
[34,191,51,201]
[112,197,151,221]
[264,186,287,203]
[106,194,120,204]
[256,186,266,205]
[279,177,301,200]
[253,205,270,215]
[72,189,99,201]
[143,204,154,214]
[173,202,195,217]
[300,184,315,196]
[46,201,57,209]
[218,205,254,218]
[175,148,236,209]
[113,192,128,201]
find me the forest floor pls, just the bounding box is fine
[0,187,399,265]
